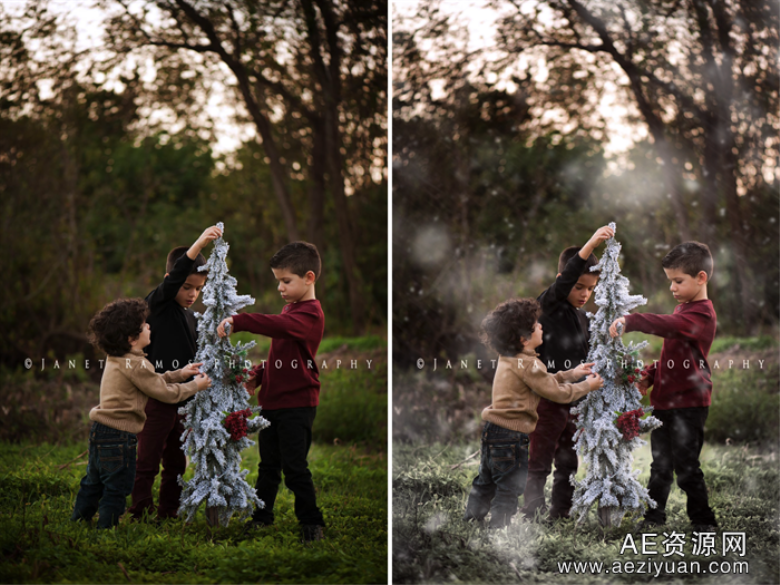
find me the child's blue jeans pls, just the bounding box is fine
[71,422,137,529]
[464,422,529,528]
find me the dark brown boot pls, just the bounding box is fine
[521,474,548,520]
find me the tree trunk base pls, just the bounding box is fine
[205,506,220,527]
[597,506,624,527]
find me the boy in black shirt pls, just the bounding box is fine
[521,225,613,521]
[129,225,222,521]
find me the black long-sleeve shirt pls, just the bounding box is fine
[536,254,591,374]
[144,253,199,406]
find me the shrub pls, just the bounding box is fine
[706,375,779,445]
[314,362,387,449]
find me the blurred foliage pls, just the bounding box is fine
[0,338,387,451]
[0,3,387,369]
[315,361,388,448]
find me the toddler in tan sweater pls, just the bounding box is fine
[463,298,603,529]
[71,298,210,528]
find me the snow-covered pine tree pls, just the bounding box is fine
[570,222,663,527]
[178,222,270,527]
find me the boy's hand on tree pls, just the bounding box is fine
[196,225,223,248]
[636,372,650,396]
[571,362,596,379]
[180,362,204,379]
[195,373,212,391]
[187,225,223,259]
[586,372,604,391]
[580,225,615,259]
[609,317,626,337]
[217,317,234,338]
[243,370,258,396]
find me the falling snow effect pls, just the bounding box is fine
[177,222,270,526]
[570,222,663,526]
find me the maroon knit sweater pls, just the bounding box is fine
[231,299,324,410]
[624,299,717,411]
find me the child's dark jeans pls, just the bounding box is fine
[251,407,325,527]
[644,407,717,526]
[71,422,137,529]
[464,422,530,528]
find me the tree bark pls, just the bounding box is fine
[171,0,300,242]
[302,0,366,332]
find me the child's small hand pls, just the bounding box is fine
[180,362,204,379]
[195,373,212,391]
[586,372,604,391]
[571,362,595,379]
[636,371,651,396]
[243,370,258,396]
[609,317,626,338]
[195,225,223,250]
[587,225,615,248]
[217,317,234,338]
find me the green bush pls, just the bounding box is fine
[706,366,780,445]
[318,335,386,354]
[710,335,778,354]
[314,363,387,448]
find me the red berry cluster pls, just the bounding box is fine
[224,408,253,441]
[615,408,644,441]
[626,368,642,384]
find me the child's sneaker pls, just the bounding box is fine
[302,524,324,543]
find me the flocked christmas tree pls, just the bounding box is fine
[570,222,663,527]
[178,222,270,527]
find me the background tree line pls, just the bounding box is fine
[393,0,778,366]
[0,0,387,369]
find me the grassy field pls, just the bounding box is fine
[393,337,780,583]
[0,440,387,584]
[0,335,388,583]
[393,442,779,584]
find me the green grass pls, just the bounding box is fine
[0,441,387,584]
[706,358,780,445]
[318,336,387,355]
[316,362,388,448]
[393,441,780,584]
[710,335,778,354]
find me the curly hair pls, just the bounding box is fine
[480,298,541,357]
[88,298,149,357]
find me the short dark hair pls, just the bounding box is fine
[166,246,207,276]
[558,246,600,276]
[662,241,713,280]
[480,298,541,357]
[88,298,149,357]
[270,242,321,280]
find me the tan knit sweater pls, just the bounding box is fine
[89,349,200,433]
[481,348,592,433]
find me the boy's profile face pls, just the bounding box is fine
[130,322,151,350]
[272,267,315,303]
[523,321,544,351]
[174,274,207,308]
[561,273,599,308]
[663,267,707,303]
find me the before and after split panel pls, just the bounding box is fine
[1,0,778,584]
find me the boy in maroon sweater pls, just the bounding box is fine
[610,241,718,530]
[217,242,325,542]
